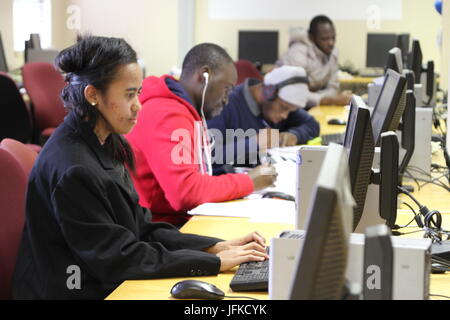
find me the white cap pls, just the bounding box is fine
[264,65,309,108]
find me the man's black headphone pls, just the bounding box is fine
[262,76,309,101]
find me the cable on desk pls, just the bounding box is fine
[396,186,450,242]
[398,186,423,208]
[395,202,421,229]
[401,172,450,192]
[224,295,259,300]
[392,229,425,236]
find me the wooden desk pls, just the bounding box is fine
[340,76,375,96]
[106,105,450,300]
[106,212,450,300]
[106,217,292,300]
[308,105,347,135]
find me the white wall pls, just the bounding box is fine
[0,0,446,79]
[0,0,72,70]
[443,0,450,154]
[0,0,16,68]
[66,0,179,77]
[195,0,442,73]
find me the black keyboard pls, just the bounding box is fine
[229,259,270,292]
[229,230,305,292]
[321,133,345,145]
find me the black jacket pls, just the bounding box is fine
[12,112,222,300]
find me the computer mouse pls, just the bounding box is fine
[327,118,347,125]
[262,191,295,201]
[170,280,225,300]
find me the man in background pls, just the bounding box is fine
[126,43,277,227]
[277,15,352,108]
[207,65,320,172]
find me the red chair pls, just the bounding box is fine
[0,148,27,300]
[1,139,38,177]
[235,59,263,85]
[22,62,67,141]
[0,72,34,144]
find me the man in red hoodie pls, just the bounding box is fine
[126,43,277,227]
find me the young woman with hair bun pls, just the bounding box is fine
[12,35,268,300]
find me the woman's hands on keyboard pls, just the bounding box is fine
[205,232,269,272]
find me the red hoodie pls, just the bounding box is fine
[126,75,254,226]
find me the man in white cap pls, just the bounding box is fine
[207,65,320,171]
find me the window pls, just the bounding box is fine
[13,0,52,51]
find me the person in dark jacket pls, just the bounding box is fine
[12,36,268,300]
[207,65,320,169]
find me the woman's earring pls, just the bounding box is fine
[91,102,97,106]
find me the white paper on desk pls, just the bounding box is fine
[251,158,297,197]
[188,198,295,222]
[268,146,300,163]
[249,200,295,224]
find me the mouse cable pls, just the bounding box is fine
[392,202,420,230]
[224,295,259,300]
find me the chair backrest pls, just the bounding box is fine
[0,72,33,143]
[22,62,67,131]
[235,59,263,85]
[0,148,27,300]
[1,139,38,177]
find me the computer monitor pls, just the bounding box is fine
[371,69,407,146]
[29,34,41,50]
[424,60,435,106]
[366,33,397,68]
[343,96,375,231]
[289,143,354,300]
[26,49,59,64]
[0,33,8,72]
[238,31,278,66]
[409,39,423,85]
[385,48,403,74]
[378,132,399,228]
[396,33,410,65]
[403,69,415,91]
[399,90,416,179]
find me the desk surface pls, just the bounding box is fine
[308,105,348,135]
[106,105,450,300]
[106,217,291,300]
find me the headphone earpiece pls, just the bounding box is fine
[203,72,209,81]
[262,84,278,101]
[262,76,309,102]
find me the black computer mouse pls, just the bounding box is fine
[327,118,347,125]
[170,280,225,300]
[262,191,295,201]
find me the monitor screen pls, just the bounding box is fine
[26,49,59,64]
[379,132,399,228]
[409,39,423,84]
[288,143,354,300]
[396,33,410,65]
[385,47,403,74]
[238,31,278,65]
[344,96,374,230]
[0,33,8,72]
[399,90,416,175]
[29,33,41,50]
[371,69,407,146]
[366,33,397,68]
